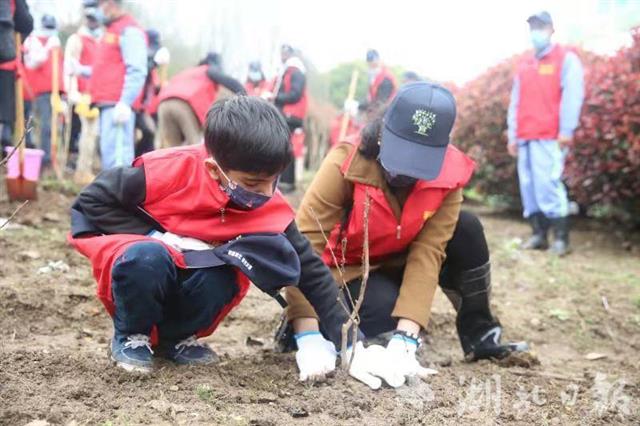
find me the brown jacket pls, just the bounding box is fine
[285,142,462,329]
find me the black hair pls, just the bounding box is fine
[204,96,292,175]
[359,109,385,160]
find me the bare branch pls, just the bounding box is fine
[0,117,34,169]
[0,200,29,231]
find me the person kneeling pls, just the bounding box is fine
[280,83,528,386]
[69,97,371,374]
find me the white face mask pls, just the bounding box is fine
[248,70,262,82]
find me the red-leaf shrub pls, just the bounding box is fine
[452,27,640,225]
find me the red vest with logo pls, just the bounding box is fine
[89,14,144,108]
[76,34,97,93]
[150,65,217,125]
[281,66,308,121]
[368,66,397,103]
[23,36,64,96]
[516,45,568,140]
[322,143,475,266]
[69,144,295,341]
[0,0,16,71]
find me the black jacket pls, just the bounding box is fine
[71,165,362,348]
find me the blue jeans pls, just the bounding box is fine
[34,93,52,165]
[517,140,569,219]
[99,106,135,170]
[111,242,239,342]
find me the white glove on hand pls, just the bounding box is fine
[343,99,359,116]
[154,47,171,65]
[45,36,61,51]
[386,334,438,380]
[346,341,405,390]
[295,332,337,381]
[112,102,132,124]
[260,91,274,101]
[150,231,214,252]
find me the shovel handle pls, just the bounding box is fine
[14,33,25,175]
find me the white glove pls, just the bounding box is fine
[260,91,274,101]
[45,36,61,51]
[150,231,214,252]
[346,341,405,390]
[154,47,171,65]
[343,99,359,116]
[112,102,132,124]
[386,334,438,380]
[295,332,336,381]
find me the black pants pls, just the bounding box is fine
[280,117,303,187]
[134,111,155,157]
[344,210,490,337]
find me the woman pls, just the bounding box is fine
[283,82,527,381]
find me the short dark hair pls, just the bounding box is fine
[204,96,292,175]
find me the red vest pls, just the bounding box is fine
[23,36,64,96]
[0,0,16,71]
[516,45,568,140]
[322,143,475,266]
[245,79,269,97]
[76,34,97,93]
[89,14,144,108]
[151,65,217,125]
[69,144,295,341]
[280,66,308,121]
[368,66,397,103]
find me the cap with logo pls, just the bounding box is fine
[379,82,456,181]
[181,233,301,306]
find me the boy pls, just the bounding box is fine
[69,96,402,388]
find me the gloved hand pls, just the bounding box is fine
[260,91,274,101]
[45,36,61,51]
[343,99,359,116]
[150,231,214,252]
[385,333,438,380]
[112,102,132,124]
[294,331,336,381]
[154,47,171,66]
[346,341,405,390]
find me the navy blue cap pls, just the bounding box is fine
[366,49,379,62]
[182,233,301,301]
[379,82,456,181]
[41,14,57,30]
[527,11,553,27]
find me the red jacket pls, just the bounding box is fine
[148,65,217,125]
[69,144,295,341]
[516,45,567,140]
[281,66,308,121]
[368,66,397,104]
[23,36,64,96]
[89,14,144,108]
[322,142,474,266]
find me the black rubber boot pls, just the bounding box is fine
[522,212,549,250]
[441,262,529,361]
[549,216,571,256]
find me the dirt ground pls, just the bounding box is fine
[1,187,639,426]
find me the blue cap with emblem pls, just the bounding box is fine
[379,82,456,181]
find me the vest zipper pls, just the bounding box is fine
[220,207,226,223]
[396,225,402,239]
